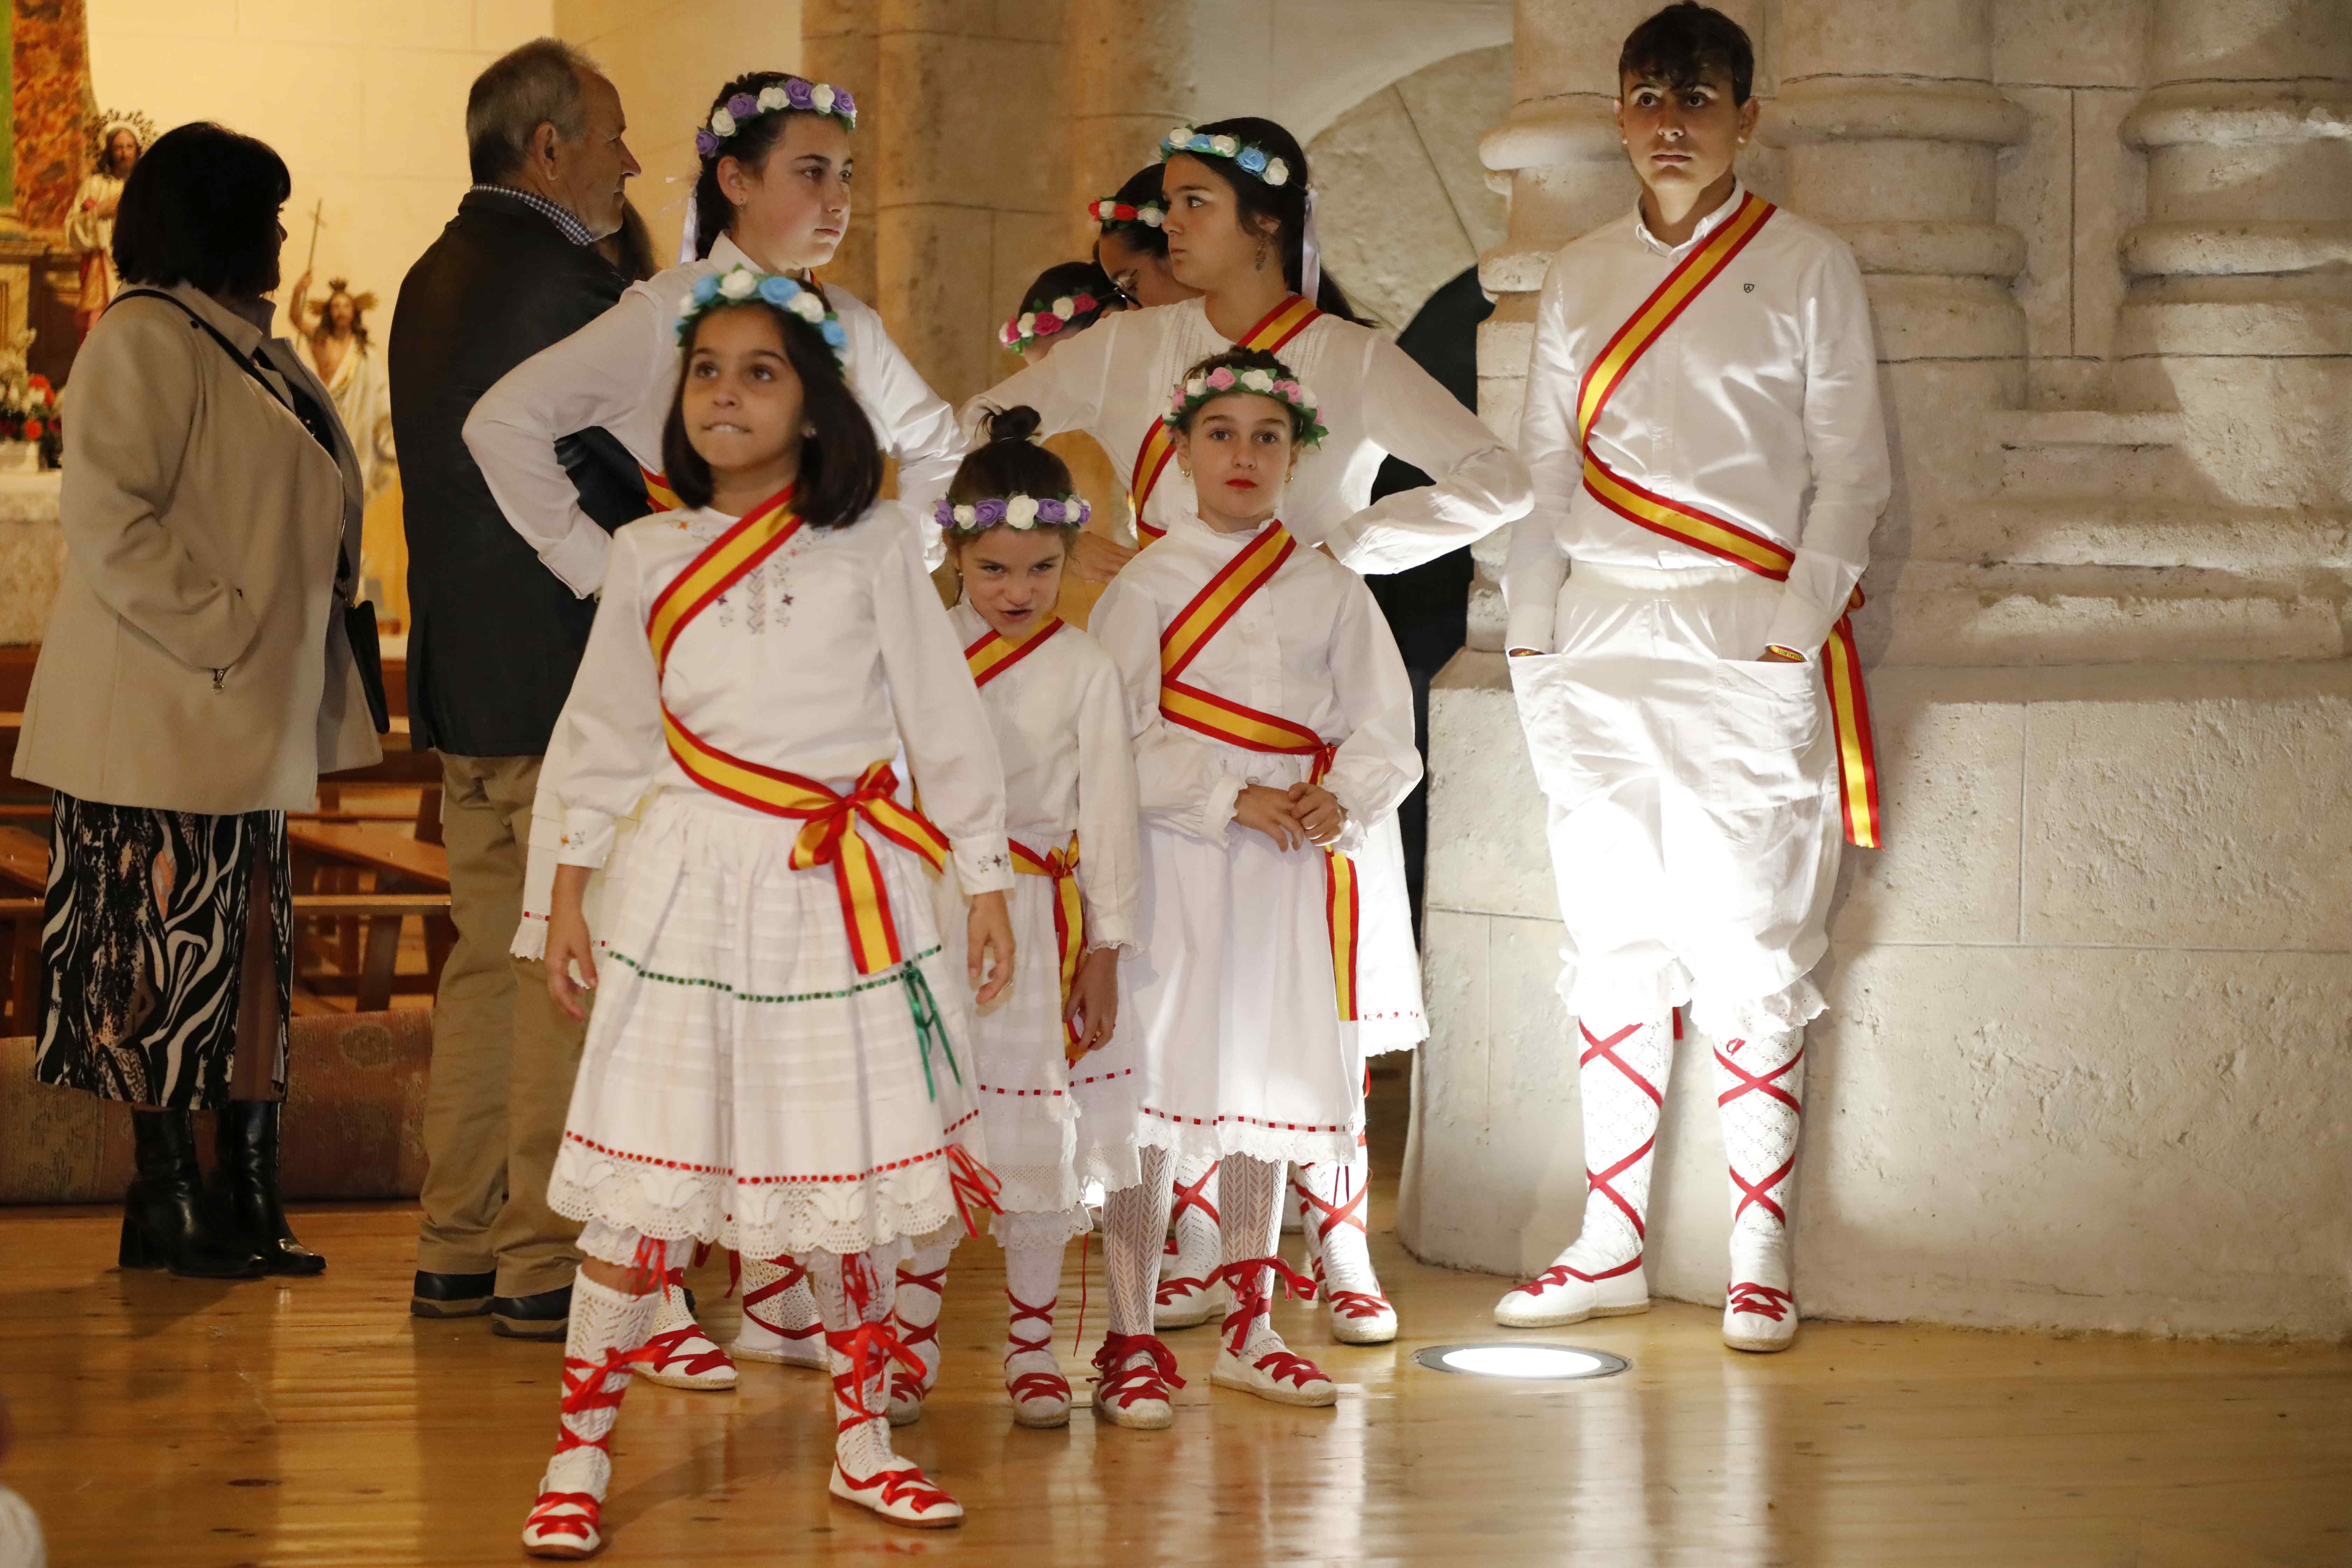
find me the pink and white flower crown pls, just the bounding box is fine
[696,76,855,159]
[1089,196,1166,231]
[998,288,1107,354]
[1164,363,1327,448]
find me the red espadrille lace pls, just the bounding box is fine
[1294,1179,1393,1323]
[1158,1158,1221,1268]
[832,1462,955,1515]
[551,1342,655,1458]
[1211,1256,1316,1355]
[524,1490,600,1545]
[1090,1331,1185,1408]
[948,1145,1004,1238]
[742,1257,823,1345]
[1510,1253,1643,1298]
[1726,1281,1794,1322]
[888,1263,946,1408]
[1003,1291,1071,1406]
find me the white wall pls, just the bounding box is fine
[87,0,558,319]
[552,0,802,266]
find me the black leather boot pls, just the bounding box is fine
[215,1099,327,1275]
[120,1110,265,1280]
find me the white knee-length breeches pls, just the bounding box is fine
[1511,561,1841,1040]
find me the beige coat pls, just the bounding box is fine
[16,283,382,814]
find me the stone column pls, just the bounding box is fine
[1066,0,1196,254]
[2118,0,2352,508]
[803,0,881,304]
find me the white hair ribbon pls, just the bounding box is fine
[1300,183,1323,306]
[677,189,700,266]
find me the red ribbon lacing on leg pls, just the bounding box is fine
[1090,1331,1185,1408]
[531,1335,659,1542]
[1292,1168,1391,1322]
[636,1267,733,1378]
[1003,1290,1071,1407]
[827,1254,954,1518]
[1211,1256,1324,1389]
[1155,1160,1222,1302]
[948,1145,1006,1239]
[888,1262,947,1408]
[1726,1281,1794,1322]
[1509,1254,1644,1298]
[743,1256,821,1343]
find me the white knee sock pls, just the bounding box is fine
[1553,1014,1675,1274]
[1104,1146,1173,1339]
[1217,1153,1290,1358]
[893,1240,952,1399]
[1294,1147,1385,1303]
[543,1260,664,1498]
[739,1253,822,1345]
[1161,1151,1220,1296]
[807,1250,901,1479]
[1001,1230,1064,1386]
[1713,1026,1806,1299]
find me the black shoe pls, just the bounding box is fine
[214,1099,327,1275]
[120,1110,265,1280]
[490,1285,574,1339]
[411,1270,498,1318]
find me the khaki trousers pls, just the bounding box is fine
[416,753,587,1297]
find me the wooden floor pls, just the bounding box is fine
[6,1186,2350,1567]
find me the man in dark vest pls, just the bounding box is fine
[389,36,643,1339]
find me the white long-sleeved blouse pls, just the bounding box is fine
[548,498,1012,895]
[947,600,1141,951]
[1502,183,1892,658]
[464,231,965,595]
[961,297,1530,574]
[1088,513,1421,850]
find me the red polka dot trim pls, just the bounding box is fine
[563,1110,982,1185]
[1068,1065,1136,1087]
[1136,1104,1355,1135]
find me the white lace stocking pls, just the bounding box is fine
[894,1241,952,1396]
[1218,1153,1288,1357]
[1713,1026,1806,1278]
[1295,1149,1383,1299]
[806,1250,901,1479]
[1104,1145,1172,1338]
[1556,1015,1674,1271]
[740,1252,821,1337]
[543,1264,663,1498]
[1161,1150,1221,1293]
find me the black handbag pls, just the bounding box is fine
[110,288,391,733]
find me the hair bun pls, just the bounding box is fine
[985,405,1043,447]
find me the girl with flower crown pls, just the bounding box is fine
[1079,345,1419,1423]
[471,71,966,1387]
[1088,164,1199,309]
[518,273,1013,1553]
[967,115,1530,1349]
[870,405,1143,1433]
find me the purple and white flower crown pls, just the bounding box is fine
[695,76,856,159]
[1158,125,1290,187]
[933,492,1092,534]
[677,266,849,367]
[1164,363,1327,448]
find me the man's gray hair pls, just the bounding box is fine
[466,38,601,185]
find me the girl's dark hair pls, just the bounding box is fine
[660,301,882,527]
[1620,2,1756,104]
[1093,164,1169,257]
[692,71,844,259]
[113,122,292,297]
[946,406,1082,546]
[1015,259,1121,335]
[1168,346,1313,442]
[604,197,660,282]
[1170,118,1359,323]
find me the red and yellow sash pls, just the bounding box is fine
[1130,294,1324,545]
[1157,522,1362,1020]
[1009,833,1085,1052]
[648,484,951,975]
[640,463,680,514]
[963,617,1065,689]
[1574,190,1883,849]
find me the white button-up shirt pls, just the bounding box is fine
[464,232,965,595]
[1503,183,1892,657]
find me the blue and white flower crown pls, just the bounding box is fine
[1157,125,1291,187]
[933,492,1092,534]
[677,266,850,365]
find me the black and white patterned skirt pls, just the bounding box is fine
[32,792,291,1110]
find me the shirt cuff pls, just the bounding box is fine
[1203,774,1246,839]
[1759,586,1843,660]
[952,835,1015,894]
[1320,509,1378,572]
[1082,911,1137,953]
[558,810,616,869]
[539,513,614,599]
[1504,601,1556,654]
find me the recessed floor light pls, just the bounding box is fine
[1412,1343,1631,1380]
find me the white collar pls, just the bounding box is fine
[1632,177,1750,258]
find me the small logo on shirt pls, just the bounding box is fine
[1744,282,1756,293]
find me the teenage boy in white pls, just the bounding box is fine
[1496,1,1890,1352]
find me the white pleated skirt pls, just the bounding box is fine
[545,790,990,1260]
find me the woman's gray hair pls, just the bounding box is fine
[465,38,601,185]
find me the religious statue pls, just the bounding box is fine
[288,271,395,496]
[65,111,151,340]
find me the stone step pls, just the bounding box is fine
[1912,500,2352,571]
[1883,563,2345,665]
[1991,428,2205,502]
[1993,410,2186,447]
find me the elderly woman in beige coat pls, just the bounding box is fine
[16,123,382,1281]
